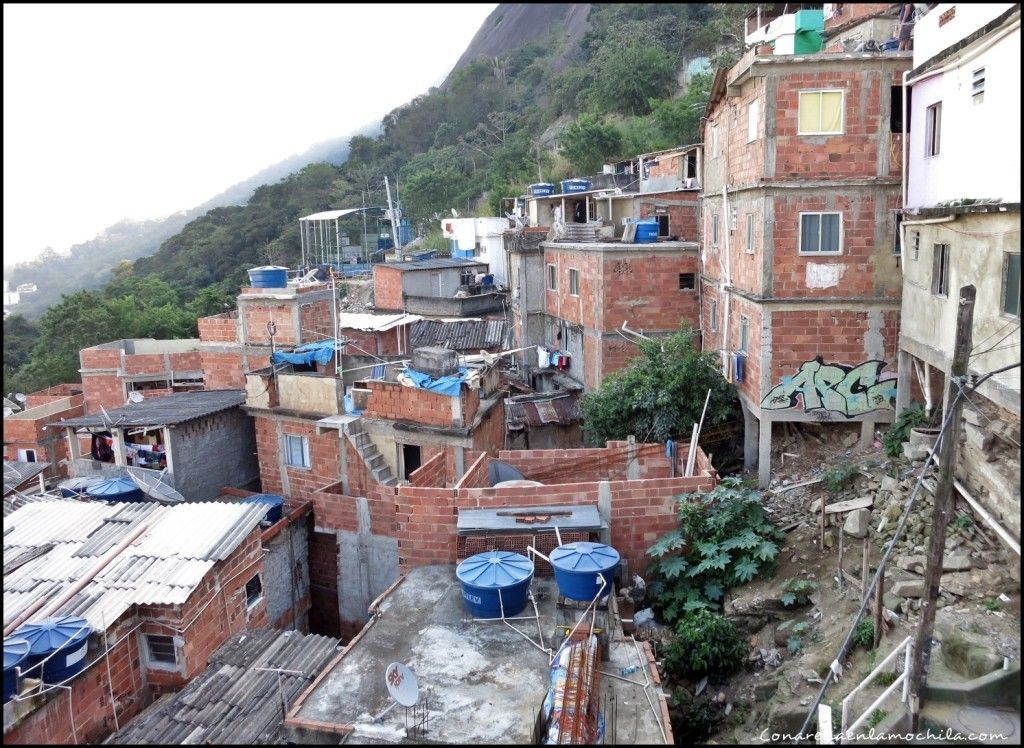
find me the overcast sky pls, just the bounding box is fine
[2,3,496,266]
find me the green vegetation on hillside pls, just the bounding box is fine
[4,3,751,396]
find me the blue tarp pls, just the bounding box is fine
[271,340,337,367]
[403,367,467,397]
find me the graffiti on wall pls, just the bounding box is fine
[761,357,897,418]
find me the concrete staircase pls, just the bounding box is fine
[344,419,397,487]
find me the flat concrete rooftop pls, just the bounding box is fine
[289,565,669,744]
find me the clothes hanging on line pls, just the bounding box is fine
[537,346,550,369]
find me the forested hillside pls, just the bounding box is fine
[3,2,751,398]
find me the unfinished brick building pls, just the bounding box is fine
[699,17,912,486]
[78,339,204,413]
[2,389,84,480]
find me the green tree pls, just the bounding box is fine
[580,328,738,446]
[558,114,624,175]
[650,71,713,145]
[589,38,676,115]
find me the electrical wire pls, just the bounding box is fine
[952,378,1021,449]
[969,323,1020,359]
[969,318,1018,355]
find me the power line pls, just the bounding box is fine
[969,323,1019,359]
[969,318,1017,355]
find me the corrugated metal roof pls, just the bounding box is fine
[409,319,510,351]
[4,500,267,631]
[506,395,580,427]
[380,257,487,272]
[107,629,341,745]
[3,460,51,497]
[55,389,246,429]
[337,311,422,332]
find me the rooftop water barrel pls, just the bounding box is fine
[634,218,659,244]
[456,551,534,618]
[528,183,555,197]
[58,476,102,498]
[241,493,285,525]
[85,477,145,503]
[561,178,592,194]
[3,638,30,703]
[549,542,620,602]
[247,265,289,288]
[14,616,92,684]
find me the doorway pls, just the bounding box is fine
[402,443,422,480]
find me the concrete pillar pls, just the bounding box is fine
[860,420,875,450]
[758,416,773,488]
[338,431,349,495]
[597,481,612,546]
[112,429,127,467]
[454,446,465,480]
[626,435,639,480]
[742,401,759,470]
[162,426,176,479]
[895,349,913,417]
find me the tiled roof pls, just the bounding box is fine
[107,629,341,744]
[3,500,266,632]
[409,319,510,351]
[54,389,245,429]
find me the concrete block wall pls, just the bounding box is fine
[263,516,311,631]
[373,265,405,311]
[168,409,258,499]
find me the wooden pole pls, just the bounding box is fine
[908,285,975,730]
[838,525,845,593]
[873,564,885,649]
[820,497,827,553]
[861,536,871,605]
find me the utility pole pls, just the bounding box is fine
[907,284,975,731]
[384,176,402,254]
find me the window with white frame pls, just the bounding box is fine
[16,448,37,463]
[569,268,580,296]
[712,213,719,247]
[709,299,718,333]
[245,573,263,609]
[925,103,942,156]
[971,68,985,104]
[799,212,842,254]
[740,316,750,353]
[931,243,951,296]
[547,264,557,291]
[747,99,760,142]
[1002,253,1020,318]
[798,90,844,135]
[145,634,178,667]
[283,434,310,469]
[745,214,755,254]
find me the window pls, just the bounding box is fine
[798,90,844,135]
[891,85,910,133]
[245,574,263,608]
[747,99,760,142]
[925,103,942,156]
[894,213,903,256]
[678,273,696,290]
[746,214,755,254]
[709,299,718,333]
[1003,253,1021,318]
[740,316,750,353]
[547,264,557,291]
[799,212,842,254]
[656,214,670,237]
[911,230,920,260]
[710,125,719,158]
[931,243,951,296]
[146,635,178,667]
[972,68,985,104]
[569,268,580,296]
[283,434,310,469]
[16,448,37,463]
[712,213,719,246]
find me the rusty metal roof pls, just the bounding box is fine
[506,395,580,427]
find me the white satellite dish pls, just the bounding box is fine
[3,407,12,418]
[128,391,145,403]
[384,662,419,707]
[14,393,27,403]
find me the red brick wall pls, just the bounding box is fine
[363,380,474,428]
[82,372,126,414]
[341,328,402,357]
[599,251,702,332]
[25,384,83,408]
[409,451,447,487]
[244,303,297,345]
[470,398,506,455]
[825,2,893,31]
[639,193,699,242]
[198,312,239,343]
[601,337,642,379]
[300,298,335,342]
[373,266,405,311]
[201,351,247,389]
[544,249,601,329]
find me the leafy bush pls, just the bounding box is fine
[781,578,818,607]
[647,477,784,622]
[668,688,727,744]
[558,114,624,175]
[663,609,746,681]
[825,463,858,493]
[853,619,875,650]
[883,403,930,457]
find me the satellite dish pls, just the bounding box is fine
[14,393,27,403]
[127,467,185,504]
[384,662,419,707]
[3,407,12,418]
[128,391,145,403]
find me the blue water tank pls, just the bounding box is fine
[14,616,92,684]
[3,638,30,703]
[247,266,289,288]
[241,493,285,525]
[561,178,592,194]
[549,542,620,601]
[86,477,145,503]
[456,551,534,618]
[634,219,659,243]
[528,183,555,197]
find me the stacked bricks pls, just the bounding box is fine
[638,193,700,242]
[372,265,405,311]
[197,311,239,343]
[362,380,478,428]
